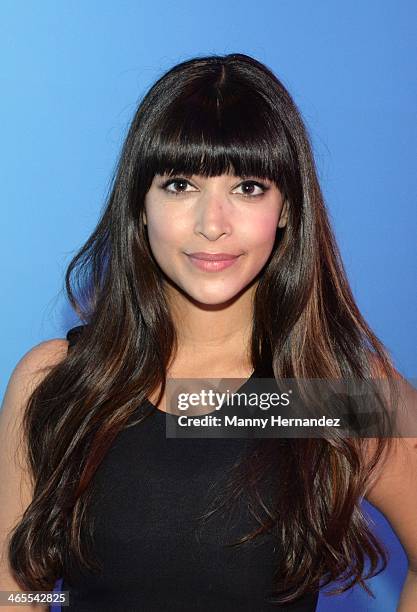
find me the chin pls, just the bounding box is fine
[187,284,249,306]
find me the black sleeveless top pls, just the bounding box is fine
[60,325,319,611]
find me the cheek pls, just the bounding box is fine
[146,209,185,248]
[242,214,278,249]
[145,210,191,279]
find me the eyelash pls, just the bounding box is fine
[159,177,270,198]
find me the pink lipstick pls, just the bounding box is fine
[186,252,241,272]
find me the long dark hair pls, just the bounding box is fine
[9,53,400,604]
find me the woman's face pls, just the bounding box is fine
[143,172,288,306]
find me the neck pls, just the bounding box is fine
[165,281,257,364]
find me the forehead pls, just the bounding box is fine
[148,148,279,181]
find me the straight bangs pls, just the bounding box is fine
[140,81,293,196]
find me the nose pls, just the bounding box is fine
[194,189,232,241]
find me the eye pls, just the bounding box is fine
[159,176,270,198]
[160,177,197,195]
[233,180,269,198]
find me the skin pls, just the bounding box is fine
[143,172,288,375]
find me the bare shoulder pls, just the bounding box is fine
[0,336,70,460]
[0,337,70,471]
[11,337,69,380]
[363,353,417,570]
[1,338,69,412]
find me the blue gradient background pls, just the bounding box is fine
[1,1,416,610]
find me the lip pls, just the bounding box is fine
[187,252,241,261]
[186,252,242,272]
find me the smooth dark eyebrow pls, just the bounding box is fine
[157,173,273,184]
[238,174,273,181]
[159,171,194,178]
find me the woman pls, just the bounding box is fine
[1,53,416,611]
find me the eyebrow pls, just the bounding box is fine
[159,172,272,182]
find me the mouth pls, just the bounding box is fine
[185,252,242,272]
